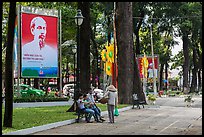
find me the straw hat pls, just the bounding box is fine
[107,85,117,92]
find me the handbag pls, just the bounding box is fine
[98,97,108,104]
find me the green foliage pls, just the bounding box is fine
[13,93,69,103]
[147,94,156,101]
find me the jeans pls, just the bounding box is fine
[83,108,95,122]
[91,105,101,121]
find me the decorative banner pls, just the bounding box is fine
[13,16,18,78]
[100,40,117,77]
[21,12,58,78]
[105,61,112,76]
[141,54,149,78]
[101,49,106,62]
[137,55,159,82]
[106,44,114,63]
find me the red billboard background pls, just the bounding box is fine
[21,13,58,49]
[137,55,159,79]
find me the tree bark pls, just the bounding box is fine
[34,78,39,89]
[133,10,144,55]
[90,24,99,88]
[190,47,198,93]
[115,2,134,104]
[165,62,169,90]
[78,2,91,93]
[3,2,16,128]
[67,2,91,112]
[159,63,164,90]
[133,56,146,103]
[182,32,190,92]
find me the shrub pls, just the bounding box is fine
[13,95,69,103]
[147,94,156,101]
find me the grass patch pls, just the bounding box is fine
[2,103,129,134]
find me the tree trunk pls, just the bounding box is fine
[34,78,39,89]
[134,56,146,103]
[67,2,91,112]
[190,47,198,93]
[182,32,190,92]
[27,78,31,85]
[165,62,169,90]
[115,2,134,104]
[198,69,202,92]
[3,2,16,128]
[78,2,91,93]
[159,63,164,90]
[90,25,99,88]
[133,10,144,55]
[24,78,26,84]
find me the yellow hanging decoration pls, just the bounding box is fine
[105,61,112,76]
[106,44,114,63]
[101,49,107,62]
[141,54,149,78]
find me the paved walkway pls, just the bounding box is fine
[30,105,202,135]
[3,96,202,135]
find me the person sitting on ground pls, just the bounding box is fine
[87,88,105,122]
[77,93,95,123]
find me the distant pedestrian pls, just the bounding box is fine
[47,87,51,93]
[103,85,118,123]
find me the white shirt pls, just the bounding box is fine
[103,90,118,106]
[77,98,85,109]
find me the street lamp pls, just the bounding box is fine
[75,9,84,101]
[72,45,77,100]
[149,17,157,97]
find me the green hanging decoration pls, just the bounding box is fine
[107,66,111,71]
[109,51,113,58]
[104,53,106,58]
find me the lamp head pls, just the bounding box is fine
[75,9,84,26]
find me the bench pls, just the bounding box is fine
[132,94,145,109]
[75,107,89,123]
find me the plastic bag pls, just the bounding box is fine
[114,107,119,116]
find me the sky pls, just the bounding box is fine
[169,36,183,78]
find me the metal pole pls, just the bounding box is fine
[150,23,157,97]
[76,20,80,101]
[74,53,76,100]
[17,5,21,97]
[59,9,62,97]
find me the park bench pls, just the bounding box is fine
[132,93,145,109]
[75,104,88,123]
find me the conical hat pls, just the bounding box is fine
[107,85,117,92]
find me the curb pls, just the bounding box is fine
[3,106,132,135]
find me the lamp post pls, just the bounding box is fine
[72,45,77,100]
[66,10,84,112]
[75,9,84,101]
[149,18,157,97]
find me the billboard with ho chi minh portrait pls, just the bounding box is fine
[20,6,59,78]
